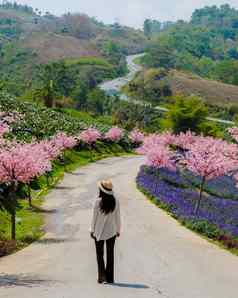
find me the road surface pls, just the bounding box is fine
[0,156,238,298]
[99,53,144,96]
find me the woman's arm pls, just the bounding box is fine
[90,199,99,238]
[116,200,121,237]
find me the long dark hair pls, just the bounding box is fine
[99,189,116,214]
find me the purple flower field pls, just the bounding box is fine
[136,166,238,238]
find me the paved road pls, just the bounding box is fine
[0,156,238,298]
[99,53,144,95]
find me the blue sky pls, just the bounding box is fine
[16,0,238,28]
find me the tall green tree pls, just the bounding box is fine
[166,96,208,133]
[144,19,152,38]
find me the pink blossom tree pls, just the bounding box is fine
[136,131,174,155]
[129,129,144,145]
[79,128,102,145]
[105,127,124,142]
[53,132,77,151]
[39,139,62,161]
[0,143,51,239]
[183,137,237,214]
[51,132,77,166]
[173,130,197,150]
[146,145,176,171]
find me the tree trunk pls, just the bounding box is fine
[90,145,93,161]
[44,80,54,108]
[11,209,16,240]
[10,182,18,240]
[9,182,17,240]
[194,177,206,215]
[27,184,32,207]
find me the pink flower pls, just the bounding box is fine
[79,128,102,145]
[136,131,174,154]
[0,111,23,124]
[228,127,238,143]
[183,137,237,180]
[146,145,176,171]
[129,129,144,144]
[0,121,9,137]
[173,130,197,150]
[53,132,77,150]
[0,143,51,184]
[39,139,61,160]
[105,127,124,142]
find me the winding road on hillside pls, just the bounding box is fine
[100,54,235,125]
[99,53,145,95]
[0,156,238,298]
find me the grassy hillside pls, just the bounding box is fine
[123,66,238,122]
[0,3,146,60]
[0,2,147,102]
[21,33,100,63]
[169,70,238,107]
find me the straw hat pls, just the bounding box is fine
[98,180,114,195]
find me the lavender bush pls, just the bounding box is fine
[137,166,238,238]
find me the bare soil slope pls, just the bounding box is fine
[170,70,238,106]
[21,33,101,63]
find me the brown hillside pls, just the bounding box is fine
[21,33,100,63]
[170,70,238,106]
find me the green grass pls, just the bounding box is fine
[64,57,113,69]
[62,109,114,127]
[0,198,44,253]
[0,142,132,256]
[133,56,143,65]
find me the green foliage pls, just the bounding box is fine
[213,60,238,85]
[0,92,112,142]
[165,96,208,133]
[143,40,176,69]
[64,57,113,68]
[124,68,172,104]
[198,121,223,138]
[19,58,116,109]
[184,220,220,239]
[143,5,238,86]
[143,19,153,38]
[113,101,163,132]
[86,88,108,115]
[0,4,146,101]
[0,2,35,15]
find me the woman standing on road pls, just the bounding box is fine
[90,180,121,284]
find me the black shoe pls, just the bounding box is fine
[98,279,107,284]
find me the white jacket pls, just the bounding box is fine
[90,198,121,241]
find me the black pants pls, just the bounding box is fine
[95,236,116,283]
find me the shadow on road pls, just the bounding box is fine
[107,282,149,289]
[66,172,85,176]
[30,205,58,214]
[54,186,75,190]
[0,274,54,288]
[37,238,80,245]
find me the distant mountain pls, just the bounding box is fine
[0,2,147,100]
[0,2,146,61]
